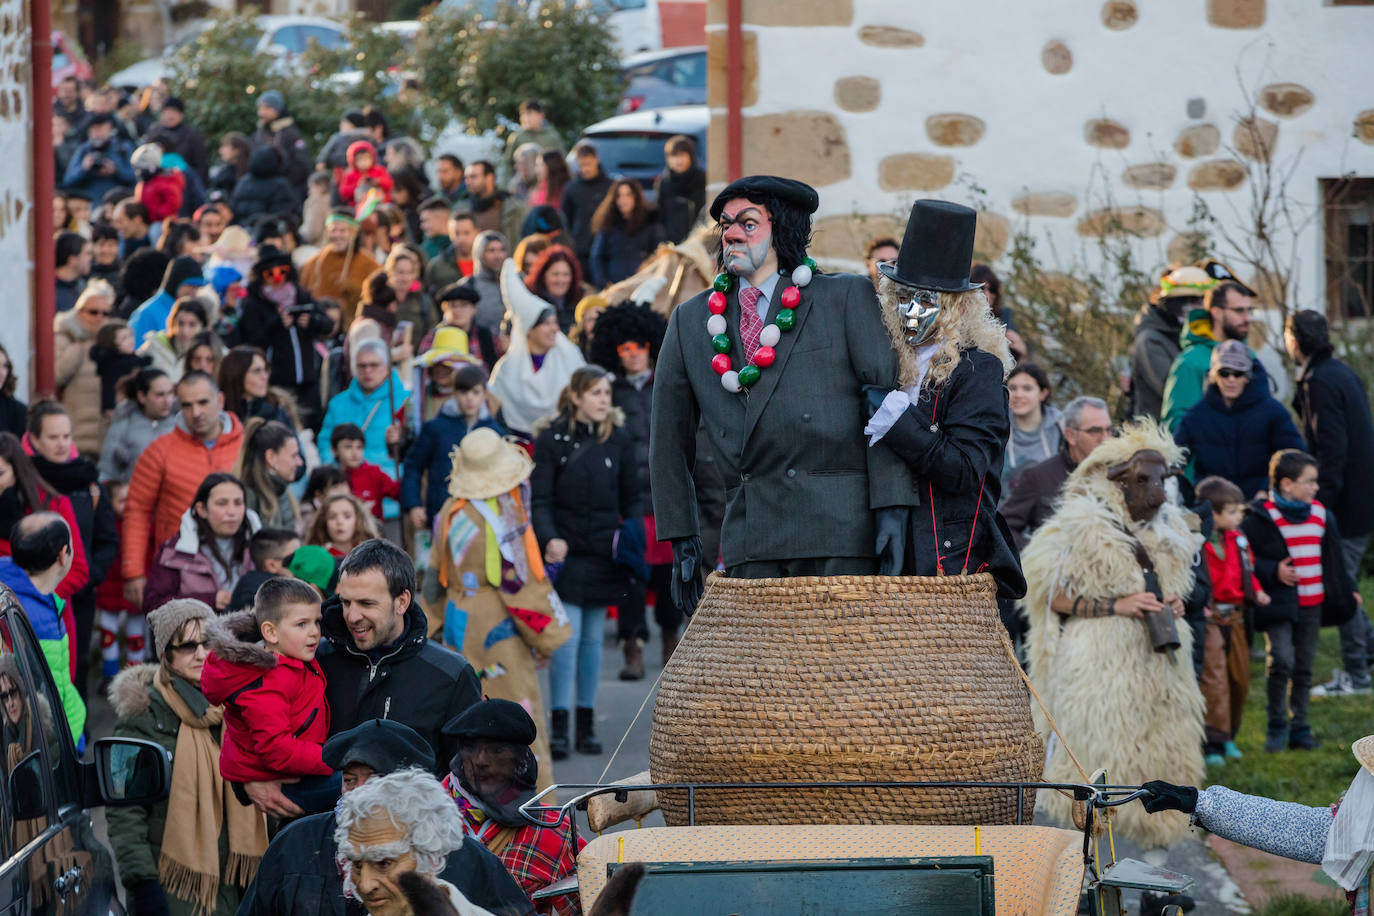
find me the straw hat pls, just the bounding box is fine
[1354,735,1374,774]
[418,326,479,368]
[447,428,533,500]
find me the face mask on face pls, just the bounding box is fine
[896,288,941,347]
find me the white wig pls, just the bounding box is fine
[335,768,466,896]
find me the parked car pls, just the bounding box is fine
[436,0,661,57]
[0,586,170,914]
[106,15,347,90]
[52,30,94,87]
[574,104,707,202]
[620,45,705,113]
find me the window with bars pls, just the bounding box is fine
[1324,177,1374,319]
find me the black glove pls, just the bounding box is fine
[131,879,170,916]
[671,536,705,617]
[875,508,909,576]
[1140,780,1198,814]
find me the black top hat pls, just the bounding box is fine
[879,199,984,293]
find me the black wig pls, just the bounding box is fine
[588,302,669,374]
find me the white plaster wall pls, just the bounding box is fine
[0,0,32,397]
[716,0,1374,307]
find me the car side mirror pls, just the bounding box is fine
[88,737,170,807]
[9,749,44,820]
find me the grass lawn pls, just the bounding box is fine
[1205,579,1374,807]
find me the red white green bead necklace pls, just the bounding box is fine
[708,258,817,392]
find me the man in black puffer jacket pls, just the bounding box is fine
[236,540,482,818]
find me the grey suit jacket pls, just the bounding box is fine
[650,271,917,568]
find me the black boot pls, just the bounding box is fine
[575,707,602,755]
[550,709,570,760]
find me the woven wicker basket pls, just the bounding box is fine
[649,572,1041,826]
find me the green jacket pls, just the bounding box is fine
[1160,309,1218,431]
[105,664,242,916]
[38,628,83,743]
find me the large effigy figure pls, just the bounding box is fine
[1023,419,1206,847]
[648,184,1040,827]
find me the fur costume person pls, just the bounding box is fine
[1023,419,1206,848]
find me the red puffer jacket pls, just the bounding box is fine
[200,609,331,784]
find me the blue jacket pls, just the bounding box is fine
[1175,375,1306,499]
[128,291,174,347]
[400,401,505,523]
[318,370,410,518]
[60,137,136,201]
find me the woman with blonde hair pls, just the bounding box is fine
[531,364,642,759]
[863,200,1024,597]
[55,279,116,455]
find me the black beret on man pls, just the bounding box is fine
[436,281,482,305]
[709,175,820,220]
[443,698,538,746]
[322,718,435,774]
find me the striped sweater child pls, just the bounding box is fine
[1265,499,1327,607]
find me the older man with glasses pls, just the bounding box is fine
[1002,395,1115,550]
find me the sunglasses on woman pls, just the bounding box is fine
[1216,368,1249,380]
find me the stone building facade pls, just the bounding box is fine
[706,0,1374,316]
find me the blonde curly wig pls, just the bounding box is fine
[876,277,1014,388]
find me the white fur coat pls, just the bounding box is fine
[1022,424,1206,848]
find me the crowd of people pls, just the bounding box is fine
[15,68,1374,916]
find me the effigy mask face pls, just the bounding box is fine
[895,287,941,347]
[1107,449,1170,523]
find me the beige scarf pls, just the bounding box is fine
[155,669,269,916]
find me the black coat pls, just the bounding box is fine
[560,170,613,262]
[1240,497,1356,630]
[0,395,25,438]
[231,147,297,222]
[236,811,534,916]
[611,373,653,507]
[1000,450,1073,551]
[317,600,482,778]
[1293,350,1374,539]
[238,283,332,389]
[874,349,1026,599]
[33,457,118,592]
[532,418,643,607]
[650,272,916,569]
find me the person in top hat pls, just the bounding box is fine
[1141,733,1374,914]
[421,429,569,788]
[649,175,914,606]
[863,199,1025,597]
[238,717,533,916]
[442,699,584,916]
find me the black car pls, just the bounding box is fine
[0,590,169,914]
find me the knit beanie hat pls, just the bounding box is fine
[258,90,285,114]
[147,598,216,661]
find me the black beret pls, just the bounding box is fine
[436,281,481,305]
[322,719,435,774]
[709,175,819,221]
[163,97,185,113]
[443,698,537,745]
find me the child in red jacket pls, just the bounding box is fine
[337,141,393,208]
[1197,476,1271,768]
[201,578,339,813]
[331,423,399,524]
